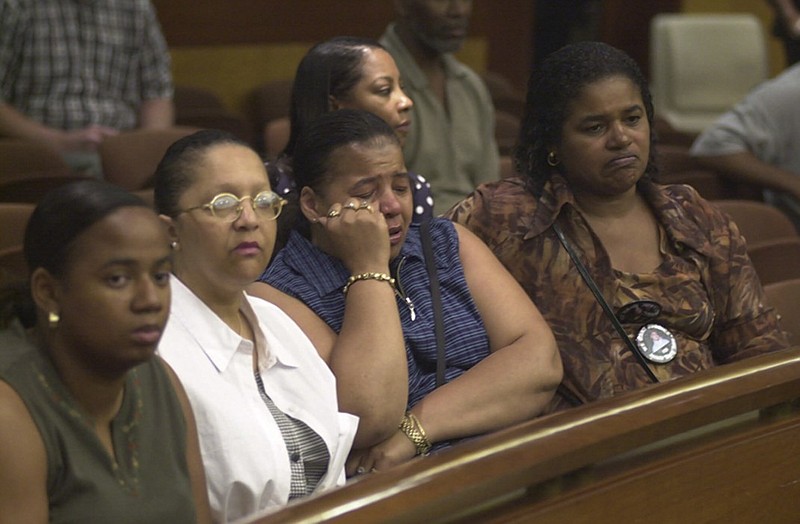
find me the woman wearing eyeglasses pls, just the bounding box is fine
[153,130,358,522]
[447,42,790,413]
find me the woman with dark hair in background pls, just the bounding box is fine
[447,41,789,412]
[250,109,561,474]
[269,36,433,256]
[154,129,357,521]
[0,180,211,523]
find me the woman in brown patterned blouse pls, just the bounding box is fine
[447,41,790,413]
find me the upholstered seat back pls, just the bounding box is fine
[650,14,769,134]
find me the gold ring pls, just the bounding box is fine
[344,202,358,210]
[327,209,341,218]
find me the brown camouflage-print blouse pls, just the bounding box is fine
[446,175,789,414]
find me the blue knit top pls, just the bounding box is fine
[260,219,489,415]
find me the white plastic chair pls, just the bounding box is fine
[650,13,769,134]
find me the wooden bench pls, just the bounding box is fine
[249,348,800,523]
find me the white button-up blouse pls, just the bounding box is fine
[158,277,358,523]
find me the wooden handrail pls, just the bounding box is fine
[249,348,800,523]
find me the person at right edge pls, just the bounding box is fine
[768,0,800,67]
[380,0,500,214]
[446,41,790,413]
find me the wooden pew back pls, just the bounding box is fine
[251,348,800,523]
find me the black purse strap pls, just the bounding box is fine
[552,221,659,384]
[421,220,447,387]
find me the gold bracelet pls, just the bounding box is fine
[342,272,395,295]
[398,411,432,456]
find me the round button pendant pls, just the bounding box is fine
[635,323,678,363]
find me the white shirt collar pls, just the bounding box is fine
[168,277,299,374]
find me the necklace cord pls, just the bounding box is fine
[552,221,659,384]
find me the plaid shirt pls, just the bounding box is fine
[0,0,173,131]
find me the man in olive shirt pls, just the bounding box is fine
[380,0,500,214]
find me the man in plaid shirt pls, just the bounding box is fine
[0,0,174,176]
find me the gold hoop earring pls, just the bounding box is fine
[547,151,560,167]
[48,311,60,329]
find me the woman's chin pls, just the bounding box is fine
[389,237,405,260]
[233,259,269,284]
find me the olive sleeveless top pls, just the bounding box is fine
[1,348,197,523]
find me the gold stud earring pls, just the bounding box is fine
[547,151,560,167]
[48,311,60,329]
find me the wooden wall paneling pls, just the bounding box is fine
[152,1,395,45]
[598,0,682,79]
[152,1,535,110]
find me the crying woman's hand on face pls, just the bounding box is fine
[315,197,391,275]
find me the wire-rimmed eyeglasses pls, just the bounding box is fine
[177,191,287,222]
